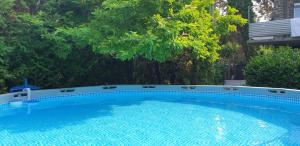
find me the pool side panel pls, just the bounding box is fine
[0,85,300,112]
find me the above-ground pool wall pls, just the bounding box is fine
[0,85,300,111]
[0,93,14,105]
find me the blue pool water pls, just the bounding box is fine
[0,92,300,145]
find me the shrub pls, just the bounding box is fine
[245,46,300,89]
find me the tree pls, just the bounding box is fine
[0,0,15,93]
[0,0,103,91]
[68,0,246,63]
[61,0,247,84]
[0,0,247,92]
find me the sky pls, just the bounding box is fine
[252,0,273,22]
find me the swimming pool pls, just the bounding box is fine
[0,85,300,145]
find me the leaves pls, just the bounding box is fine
[0,0,247,92]
[245,46,300,89]
[79,0,246,63]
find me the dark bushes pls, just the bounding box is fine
[245,46,300,89]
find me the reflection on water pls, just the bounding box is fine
[215,114,225,142]
[0,94,299,145]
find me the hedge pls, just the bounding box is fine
[245,46,300,89]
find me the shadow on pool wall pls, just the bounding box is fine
[1,85,300,109]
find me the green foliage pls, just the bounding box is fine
[215,6,247,36]
[0,38,11,93]
[0,0,14,27]
[219,41,240,59]
[0,0,247,92]
[0,0,102,91]
[216,0,252,80]
[245,46,300,89]
[70,0,246,62]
